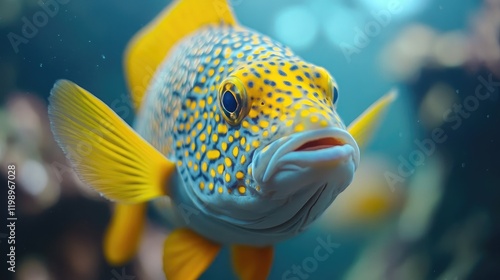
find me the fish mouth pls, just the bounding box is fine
[253,128,360,185]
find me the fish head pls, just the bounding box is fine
[216,58,360,202]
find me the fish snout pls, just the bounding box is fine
[252,128,360,199]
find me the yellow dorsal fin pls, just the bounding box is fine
[348,88,398,149]
[125,0,238,111]
[104,203,146,265]
[231,245,274,280]
[48,80,176,203]
[163,228,221,280]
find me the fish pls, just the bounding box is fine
[47,0,397,279]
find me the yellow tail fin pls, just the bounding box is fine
[48,80,175,203]
[348,89,398,149]
[125,0,238,111]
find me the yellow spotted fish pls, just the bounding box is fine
[48,0,397,279]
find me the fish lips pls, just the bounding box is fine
[252,128,360,198]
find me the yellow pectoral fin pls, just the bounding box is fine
[231,245,274,280]
[163,228,221,280]
[48,80,175,203]
[104,203,146,265]
[348,88,398,149]
[125,0,238,111]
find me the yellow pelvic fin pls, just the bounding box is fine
[48,80,175,203]
[348,88,398,149]
[163,228,221,280]
[231,245,274,280]
[104,203,146,265]
[125,0,238,111]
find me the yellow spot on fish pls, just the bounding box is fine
[232,146,239,157]
[195,152,201,160]
[208,69,215,77]
[245,144,251,152]
[202,162,208,172]
[209,183,214,191]
[251,125,260,133]
[218,164,225,175]
[191,143,196,151]
[263,131,269,137]
[194,164,199,172]
[218,186,224,194]
[234,131,240,138]
[208,96,214,105]
[259,120,269,128]
[236,171,244,180]
[201,144,207,153]
[194,86,202,94]
[240,137,246,145]
[256,186,261,191]
[186,136,191,144]
[238,186,246,194]
[188,161,193,168]
[240,154,246,164]
[228,135,234,142]
[225,173,231,182]
[320,120,329,127]
[207,125,213,134]
[210,168,216,178]
[218,124,228,134]
[221,142,228,152]
[212,134,219,142]
[262,145,270,153]
[199,182,205,190]
[177,160,183,167]
[214,47,222,56]
[200,133,206,142]
[295,123,305,132]
[252,140,260,148]
[225,157,232,167]
[207,150,221,160]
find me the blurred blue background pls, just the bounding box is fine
[1,0,499,279]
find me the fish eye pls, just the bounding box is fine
[218,77,248,126]
[328,77,339,106]
[333,86,339,105]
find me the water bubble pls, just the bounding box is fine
[461,163,466,168]
[101,54,106,59]
[39,63,43,67]
[486,114,490,118]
